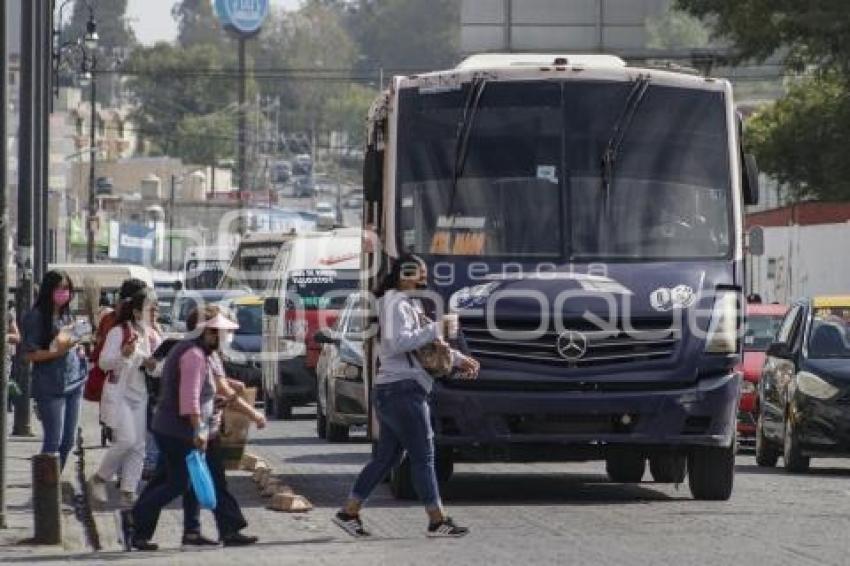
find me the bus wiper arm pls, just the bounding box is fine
[601,74,650,194]
[447,77,487,216]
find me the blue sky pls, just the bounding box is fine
[127,0,303,45]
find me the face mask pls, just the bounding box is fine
[53,289,71,306]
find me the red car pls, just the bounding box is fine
[737,303,788,444]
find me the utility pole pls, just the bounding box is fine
[13,0,35,438]
[169,175,175,271]
[42,0,53,268]
[32,0,44,284]
[86,53,97,263]
[0,0,11,530]
[237,36,247,234]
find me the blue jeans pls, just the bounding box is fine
[135,434,247,540]
[35,386,83,470]
[350,379,441,510]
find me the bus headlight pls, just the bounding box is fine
[705,291,740,354]
[449,282,501,312]
[796,371,839,400]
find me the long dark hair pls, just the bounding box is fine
[374,253,426,298]
[115,289,152,327]
[34,270,73,346]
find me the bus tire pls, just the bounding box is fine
[605,450,646,483]
[649,454,687,483]
[688,440,735,501]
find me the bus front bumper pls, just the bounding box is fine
[431,372,740,453]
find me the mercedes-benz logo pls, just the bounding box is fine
[556,331,588,361]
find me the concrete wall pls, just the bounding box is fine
[749,222,850,304]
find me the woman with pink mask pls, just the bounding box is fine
[22,270,88,470]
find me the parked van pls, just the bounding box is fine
[261,228,361,419]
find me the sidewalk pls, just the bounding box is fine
[0,406,92,560]
[1,399,346,564]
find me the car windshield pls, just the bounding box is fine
[234,304,262,335]
[809,306,850,359]
[285,269,359,310]
[744,314,785,351]
[396,80,731,260]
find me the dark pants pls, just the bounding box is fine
[134,433,247,541]
[34,386,83,471]
[350,379,442,510]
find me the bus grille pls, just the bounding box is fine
[460,316,679,368]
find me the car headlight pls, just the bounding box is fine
[705,290,740,354]
[796,371,839,400]
[449,282,501,312]
[740,380,756,396]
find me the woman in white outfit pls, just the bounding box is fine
[89,290,161,506]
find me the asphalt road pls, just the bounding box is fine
[9,405,849,566]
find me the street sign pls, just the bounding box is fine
[748,226,765,256]
[215,0,269,36]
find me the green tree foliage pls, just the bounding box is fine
[64,0,136,53]
[676,0,850,72]
[123,43,248,161]
[348,0,460,72]
[173,0,228,50]
[676,0,850,200]
[176,112,238,165]
[747,75,850,201]
[646,7,711,51]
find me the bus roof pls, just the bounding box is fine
[457,53,627,70]
[401,54,729,94]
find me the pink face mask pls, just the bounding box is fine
[53,289,71,306]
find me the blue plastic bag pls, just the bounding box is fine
[186,449,217,510]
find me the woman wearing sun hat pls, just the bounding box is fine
[121,305,264,551]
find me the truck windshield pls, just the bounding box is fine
[396,80,731,260]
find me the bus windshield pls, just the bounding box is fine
[396,80,731,260]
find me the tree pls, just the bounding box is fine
[173,0,228,50]
[124,42,249,161]
[646,7,711,51]
[676,0,850,200]
[747,75,850,201]
[348,0,460,73]
[64,0,136,54]
[675,0,850,72]
[176,112,237,165]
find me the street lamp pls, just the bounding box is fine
[53,4,99,263]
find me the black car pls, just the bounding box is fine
[314,293,367,442]
[756,296,850,472]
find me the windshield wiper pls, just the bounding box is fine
[446,76,488,217]
[598,75,650,247]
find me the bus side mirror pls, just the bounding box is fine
[264,297,279,316]
[363,145,384,203]
[743,153,760,206]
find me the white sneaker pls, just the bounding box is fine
[88,475,108,504]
